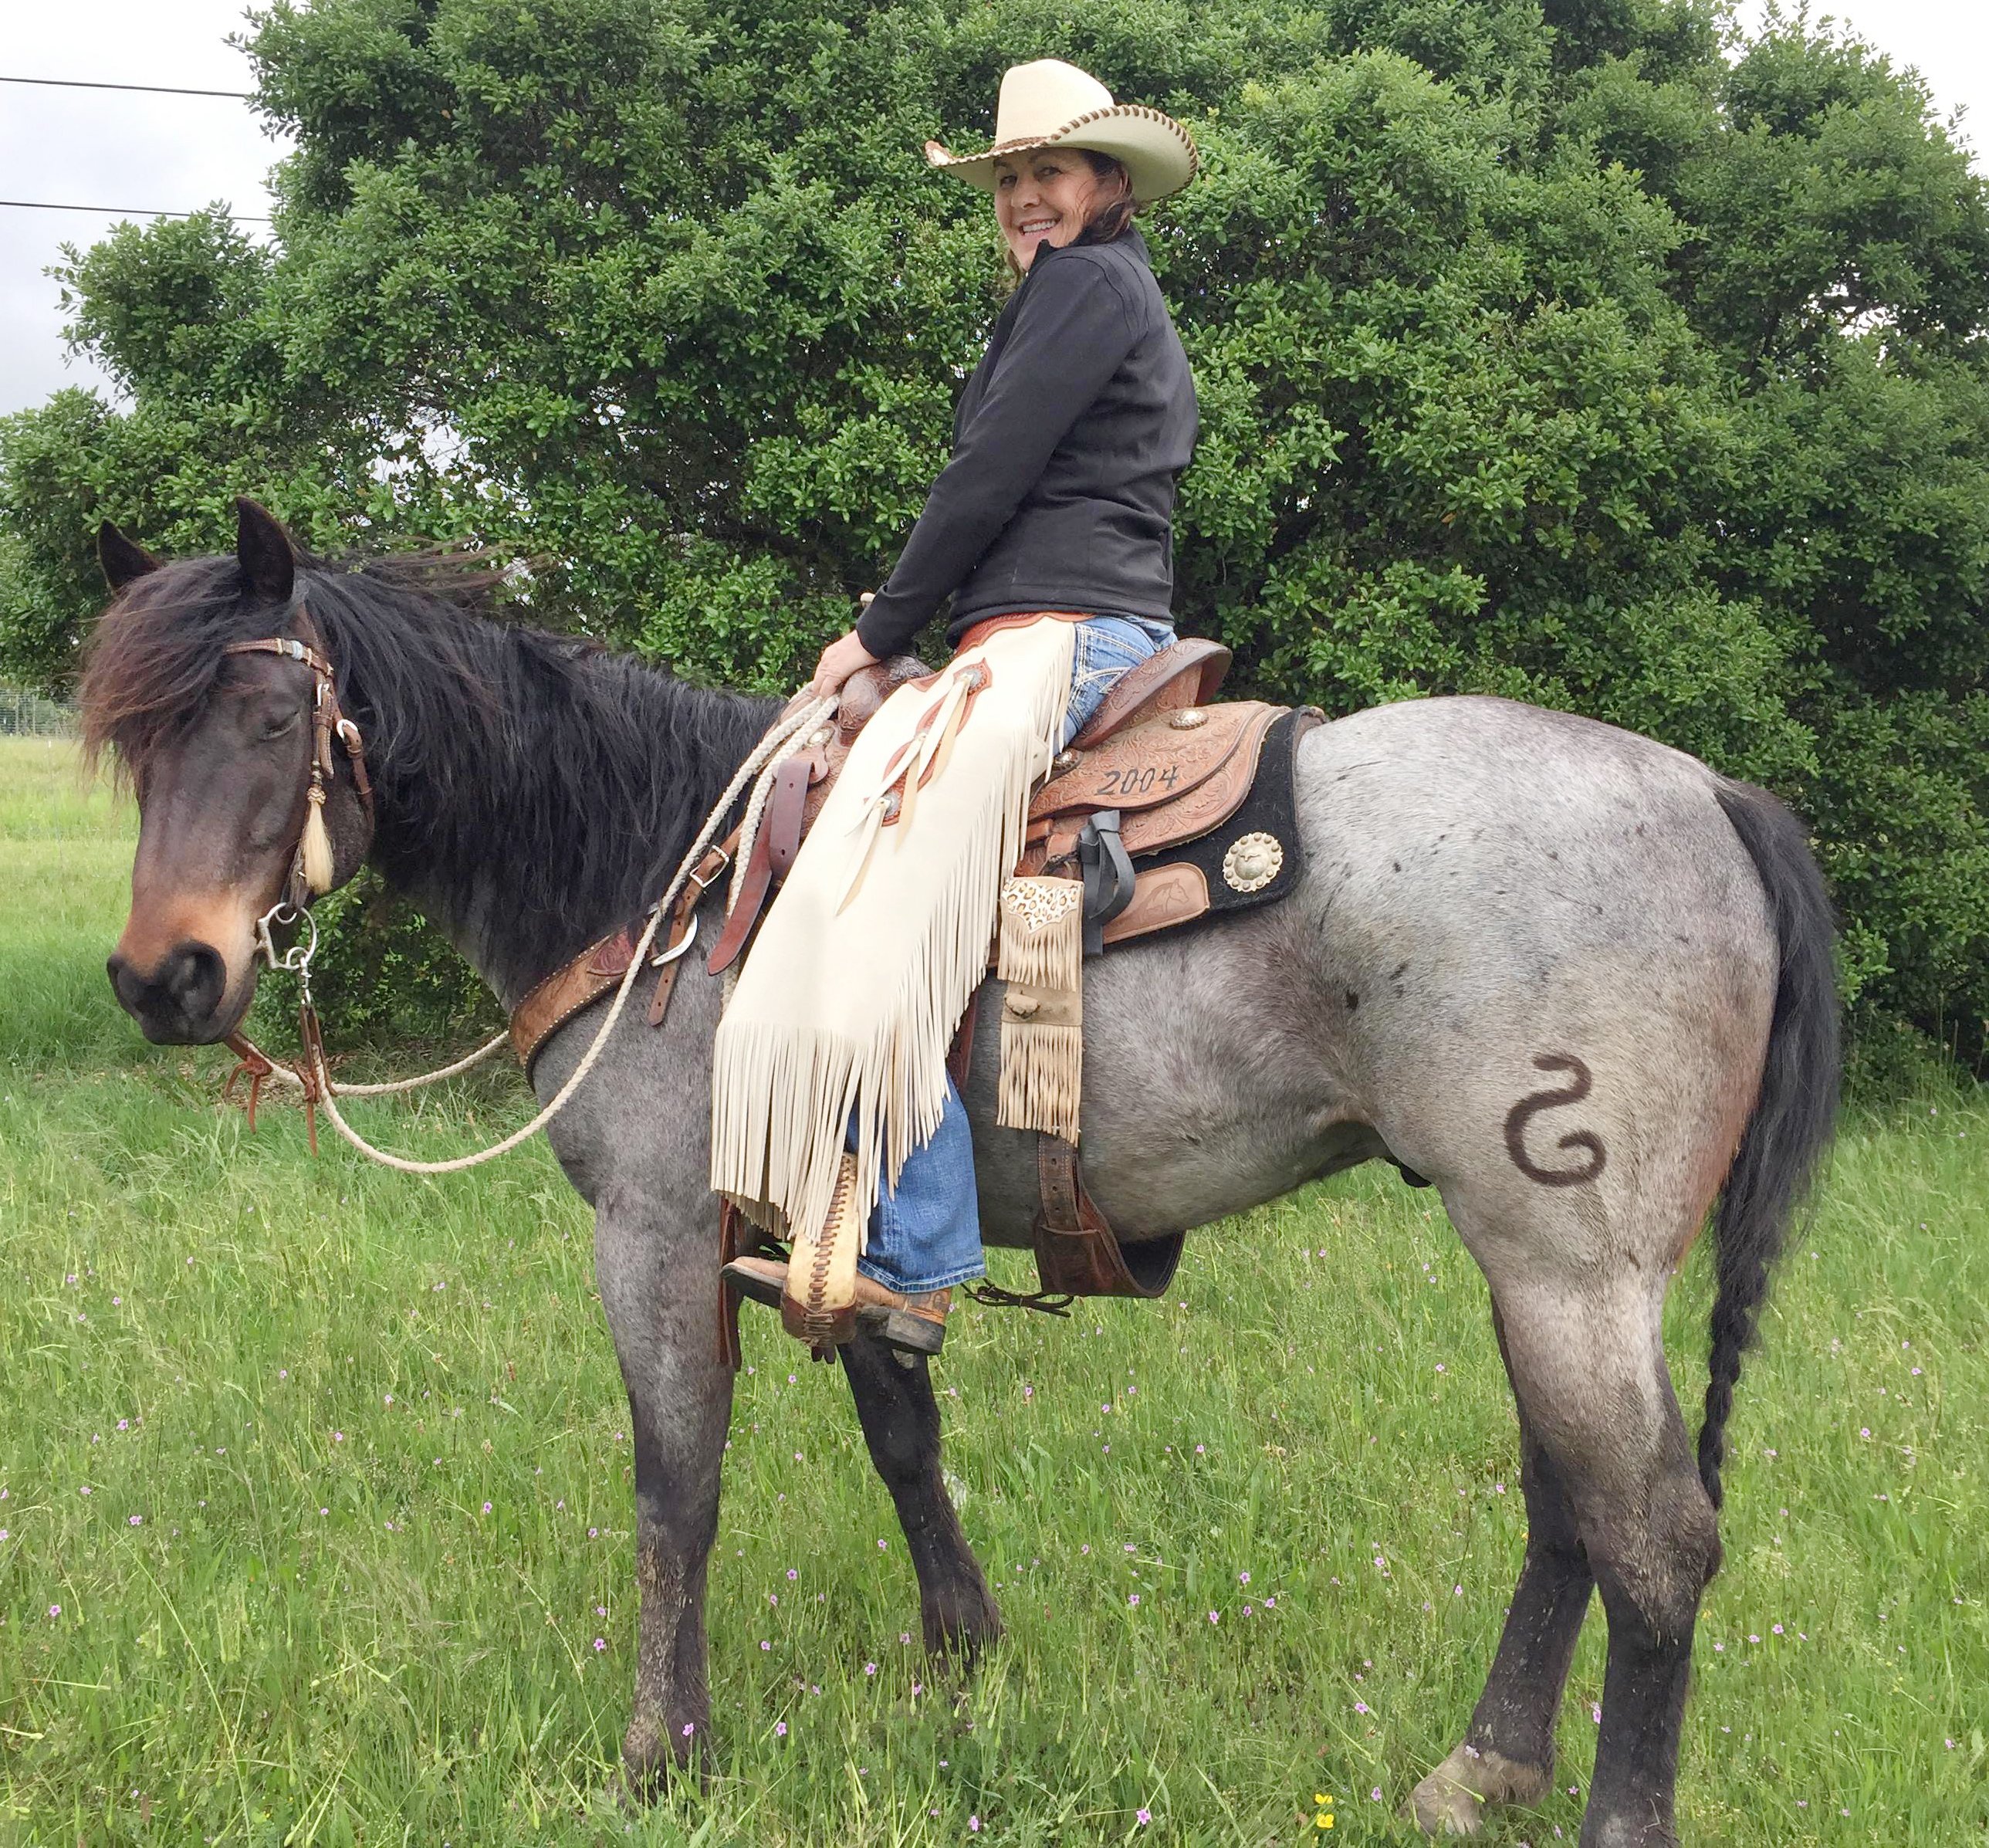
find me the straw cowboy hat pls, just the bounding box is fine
[924,59,1199,207]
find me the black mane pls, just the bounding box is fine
[80,549,779,1000]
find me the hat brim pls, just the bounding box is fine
[924,104,1199,206]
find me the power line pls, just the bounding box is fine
[0,74,253,99]
[0,74,271,222]
[0,199,270,221]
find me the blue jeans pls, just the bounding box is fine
[857,613,1177,1294]
[1062,613,1179,746]
[852,1078,985,1293]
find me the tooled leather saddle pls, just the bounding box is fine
[706,637,1319,973]
[509,638,1321,1335]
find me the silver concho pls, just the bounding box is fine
[1169,708,1208,729]
[1222,831,1284,893]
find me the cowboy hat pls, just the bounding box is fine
[923,59,1199,207]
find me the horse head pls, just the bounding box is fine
[84,499,374,1044]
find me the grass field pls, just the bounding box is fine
[0,733,1983,1846]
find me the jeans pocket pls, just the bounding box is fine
[1065,618,1169,743]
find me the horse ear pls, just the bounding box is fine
[98,520,163,590]
[235,496,296,605]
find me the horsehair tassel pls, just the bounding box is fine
[300,782,337,894]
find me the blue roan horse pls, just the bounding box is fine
[85,503,1838,1847]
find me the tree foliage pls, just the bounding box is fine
[3,0,1985,1060]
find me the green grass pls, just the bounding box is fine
[1,736,1983,1846]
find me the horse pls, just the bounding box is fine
[82,500,1836,1848]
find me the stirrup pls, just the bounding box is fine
[780,1151,864,1353]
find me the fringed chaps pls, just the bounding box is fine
[709,617,1077,1247]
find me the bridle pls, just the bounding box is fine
[222,600,376,919]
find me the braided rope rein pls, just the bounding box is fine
[236,693,836,1176]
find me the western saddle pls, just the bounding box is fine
[509,638,1318,1352]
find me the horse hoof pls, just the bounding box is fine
[1403,1745,1551,1836]
[923,1599,1003,1669]
[620,1716,706,1803]
[1578,1819,1680,1848]
[1402,1774,1487,1836]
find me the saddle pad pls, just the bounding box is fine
[1102,706,1321,946]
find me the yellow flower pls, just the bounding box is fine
[1315,1814,1334,1829]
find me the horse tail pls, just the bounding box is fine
[1698,780,1841,1511]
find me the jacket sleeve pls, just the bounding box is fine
[855,254,1143,658]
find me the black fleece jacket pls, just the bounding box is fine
[854,226,1198,659]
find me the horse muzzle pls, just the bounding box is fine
[107,936,254,1044]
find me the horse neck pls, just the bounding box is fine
[317,584,776,1008]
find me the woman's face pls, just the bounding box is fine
[993,149,1104,268]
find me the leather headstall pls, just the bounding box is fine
[222,599,376,912]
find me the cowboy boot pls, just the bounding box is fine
[722,1254,954,1359]
[721,1156,952,1358]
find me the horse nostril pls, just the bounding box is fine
[162,941,227,1019]
[107,951,139,1011]
[108,940,230,1033]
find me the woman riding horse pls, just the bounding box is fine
[715,59,1201,1354]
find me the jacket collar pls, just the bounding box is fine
[1027,223,1148,275]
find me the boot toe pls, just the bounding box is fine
[721,1256,788,1310]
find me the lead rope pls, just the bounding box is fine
[232,694,837,1176]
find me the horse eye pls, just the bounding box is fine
[259,709,302,741]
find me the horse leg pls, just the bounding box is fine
[594,1191,735,1791]
[839,1335,1003,1660]
[1468,1271,1717,1848]
[1406,1305,1593,1833]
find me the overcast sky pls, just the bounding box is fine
[2,0,1984,416]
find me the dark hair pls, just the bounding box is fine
[1077,151,1137,242]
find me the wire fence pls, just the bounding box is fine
[0,683,76,738]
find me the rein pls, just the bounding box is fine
[218,638,836,1172]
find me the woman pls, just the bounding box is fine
[718,59,1199,1353]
